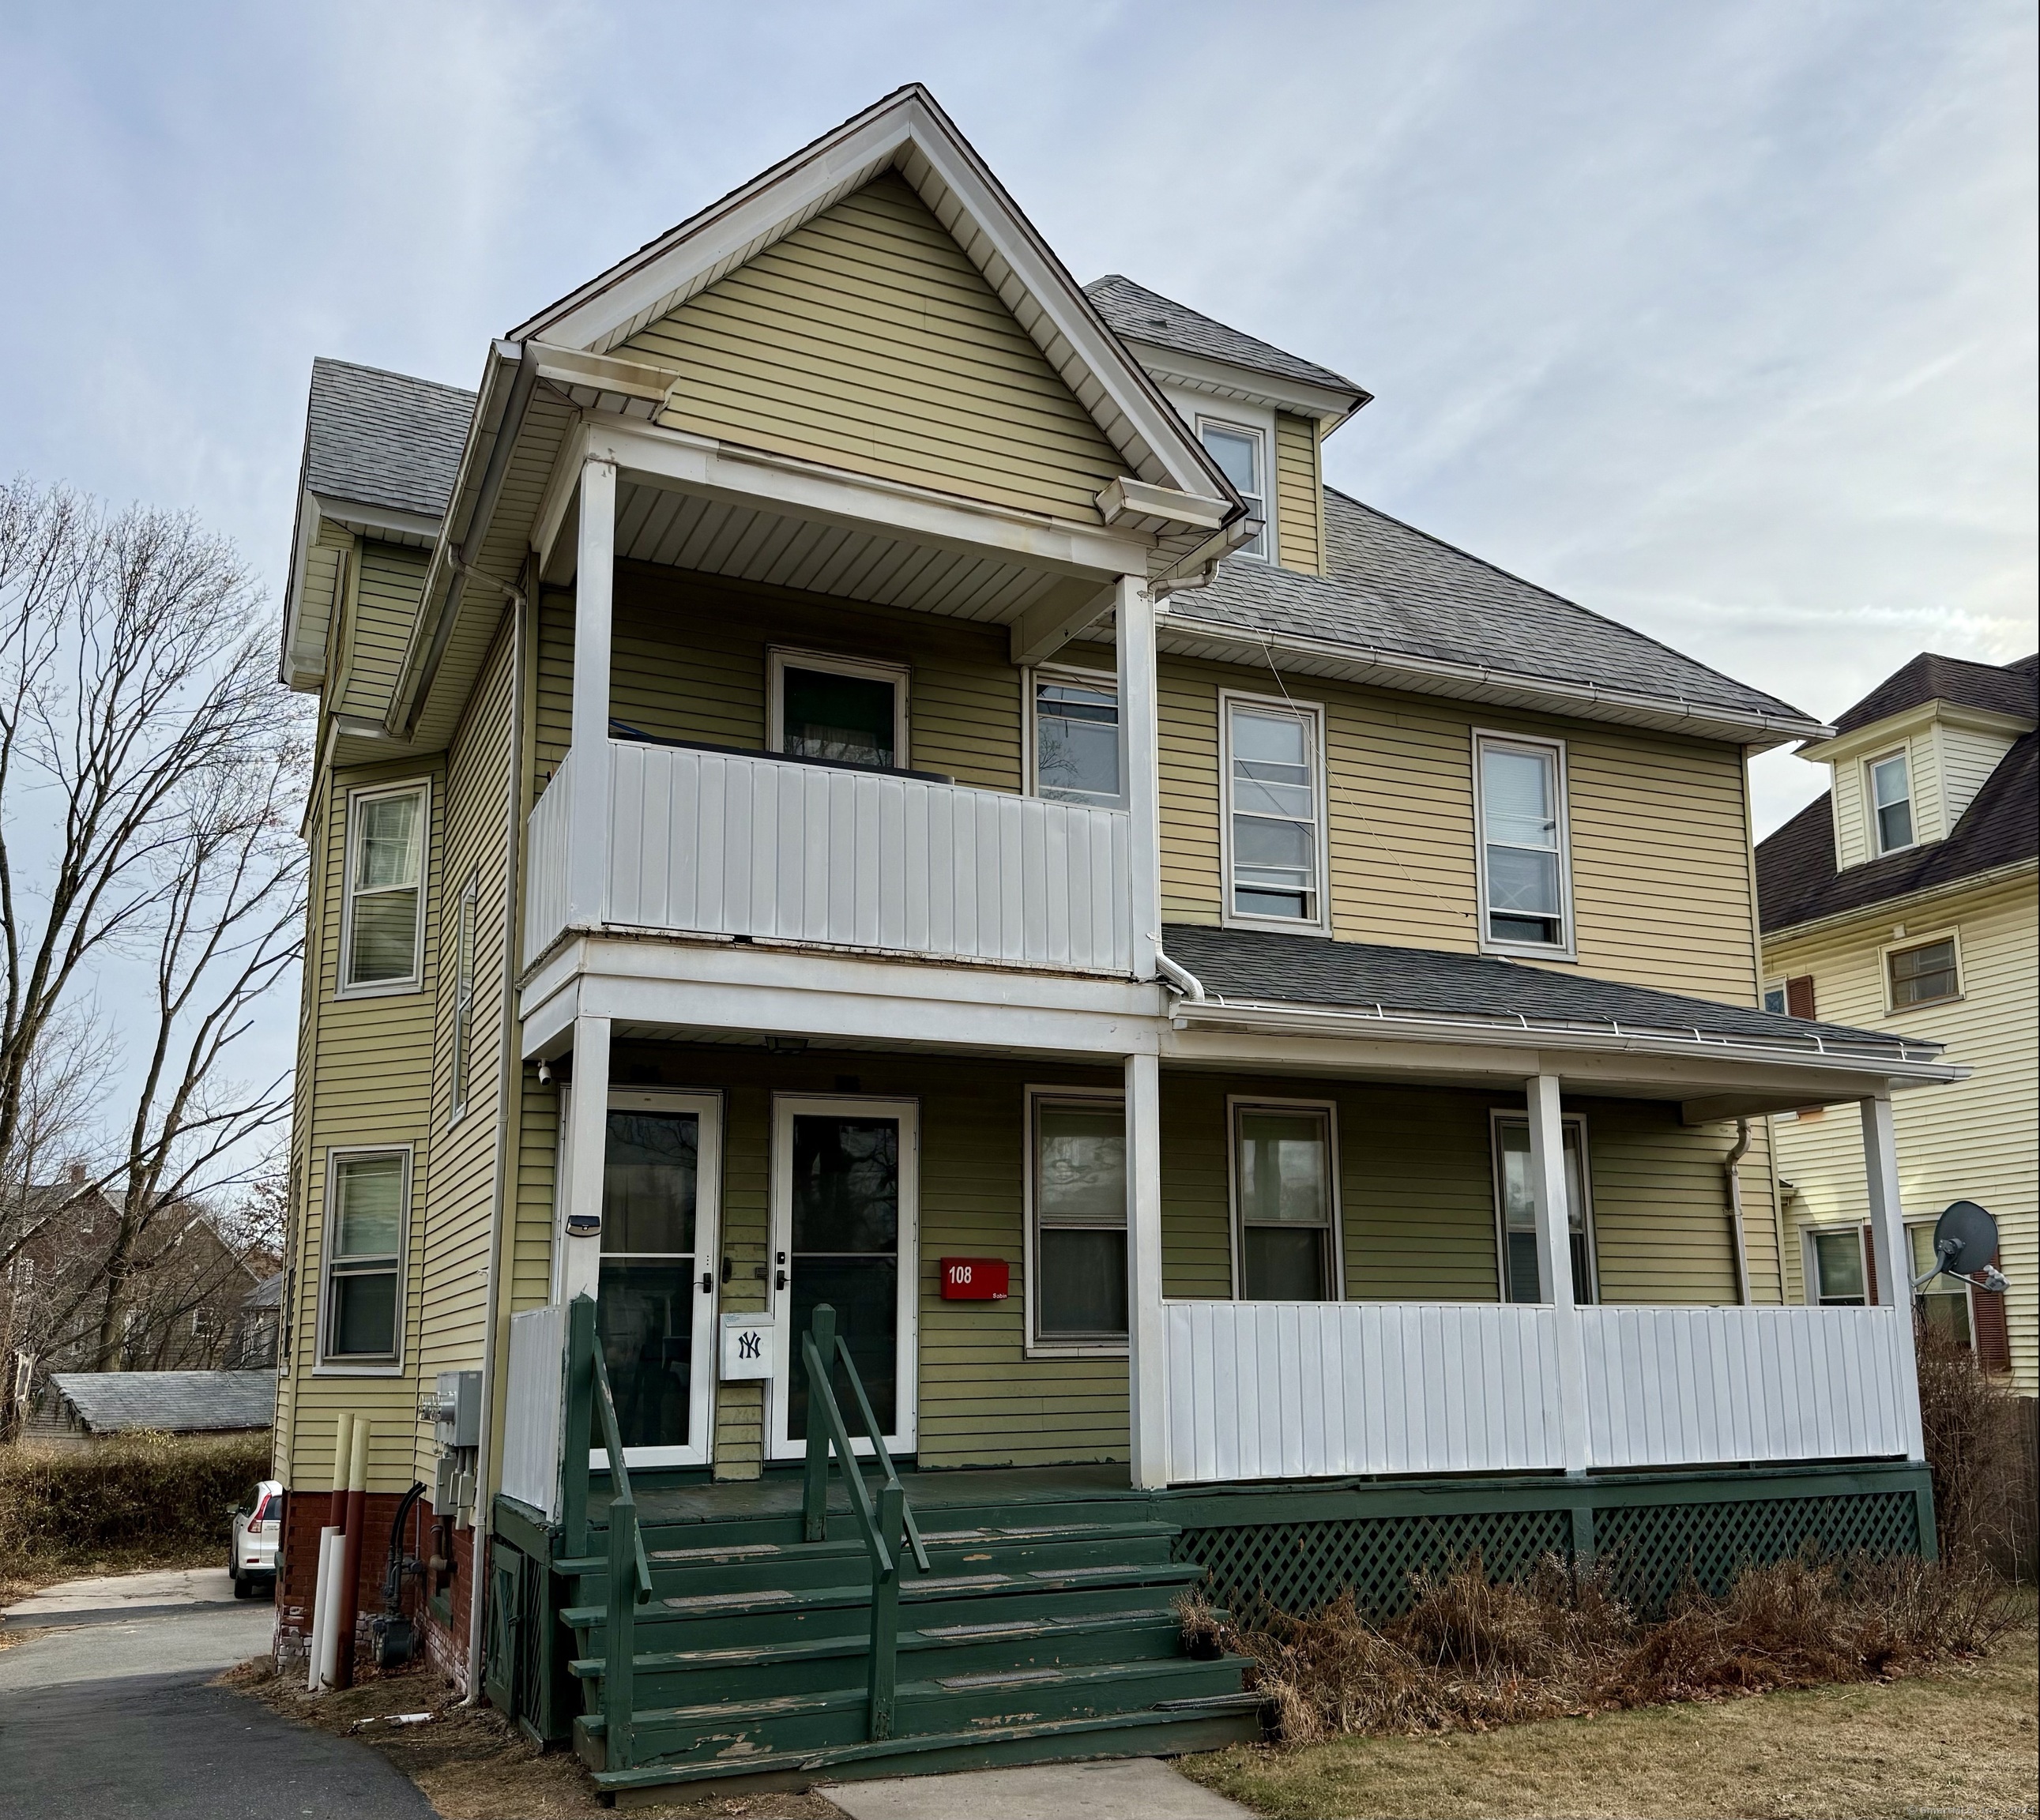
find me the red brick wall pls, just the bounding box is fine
[273,1489,461,1682]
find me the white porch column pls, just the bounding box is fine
[565,455,616,929]
[1115,573,1161,983]
[1860,1092,1927,1463]
[1125,1050,1169,1488]
[559,1013,612,1303]
[1526,1073,1590,1474]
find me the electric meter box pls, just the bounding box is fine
[434,1370,484,1448]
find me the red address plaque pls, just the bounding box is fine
[940,1257,1009,1300]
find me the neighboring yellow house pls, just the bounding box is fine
[1758,652,2037,1393]
[266,86,1967,1797]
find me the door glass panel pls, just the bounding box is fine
[782,667,897,769]
[598,1110,699,1450]
[787,1115,900,1441]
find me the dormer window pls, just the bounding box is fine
[1869,751,1914,854]
[1199,421,1267,558]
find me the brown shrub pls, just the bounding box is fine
[1226,1546,2016,1743]
[0,1429,273,1580]
[1917,1326,2037,1581]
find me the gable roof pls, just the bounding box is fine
[1158,487,1820,742]
[1828,651,2039,739]
[1084,274,1367,403]
[1161,923,1938,1061]
[303,358,473,525]
[1758,729,2038,933]
[43,1371,276,1435]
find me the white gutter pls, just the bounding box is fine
[1168,995,1963,1085]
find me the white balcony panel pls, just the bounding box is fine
[523,749,577,968]
[604,740,1133,972]
[501,1303,567,1520]
[1164,1300,1566,1483]
[1578,1304,1911,1468]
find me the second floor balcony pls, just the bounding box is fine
[525,729,1134,973]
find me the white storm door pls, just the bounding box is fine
[767,1096,919,1462]
[592,1090,723,1470]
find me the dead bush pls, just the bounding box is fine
[1917,1326,2037,1581]
[1225,1544,2016,1743]
[0,1428,273,1583]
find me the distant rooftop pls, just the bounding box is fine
[43,1371,277,1435]
[303,357,473,522]
[1085,275,1365,399]
[1827,651,2038,739]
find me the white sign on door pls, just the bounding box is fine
[720,1310,775,1382]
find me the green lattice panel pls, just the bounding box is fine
[1177,1508,1571,1623]
[1594,1492,1920,1615]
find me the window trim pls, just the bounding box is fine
[1472,730,1575,961]
[447,869,480,1126]
[1801,1221,1871,1308]
[1488,1109,1598,1303]
[1226,1094,1344,1303]
[1024,663,1125,810]
[1195,412,1275,562]
[337,778,431,999]
[314,1145,412,1375]
[1865,748,1918,856]
[1218,688,1331,935]
[1023,1084,1130,1359]
[766,646,911,770]
[1881,927,1963,1014]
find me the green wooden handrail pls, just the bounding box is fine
[835,1335,931,1574]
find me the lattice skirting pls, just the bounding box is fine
[1172,1470,1929,1623]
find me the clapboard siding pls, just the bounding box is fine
[1155,652,1764,1006]
[622,175,1123,523]
[1274,412,1323,575]
[1767,870,2038,1391]
[337,540,430,724]
[1940,724,2019,825]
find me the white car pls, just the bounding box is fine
[228,1479,281,1598]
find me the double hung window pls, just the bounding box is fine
[1492,1115,1595,1303]
[1029,1093,1127,1345]
[1908,1222,1972,1347]
[1031,671,1122,807]
[1869,752,1914,854]
[1476,735,1570,952]
[1888,936,1959,1010]
[341,784,427,992]
[1807,1227,1869,1306]
[322,1152,407,1365]
[1224,696,1326,927]
[1233,1102,1338,1300]
[769,649,908,772]
[1199,421,1267,558]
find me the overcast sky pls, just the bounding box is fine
[2,2,2034,1109]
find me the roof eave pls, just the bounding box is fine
[1761,853,2040,945]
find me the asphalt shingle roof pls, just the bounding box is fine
[1166,488,1812,725]
[1161,923,1924,1054]
[1829,652,2038,739]
[304,357,474,522]
[1757,730,2038,933]
[1085,275,1364,397]
[46,1371,277,1435]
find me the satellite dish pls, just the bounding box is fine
[1932,1201,1998,1278]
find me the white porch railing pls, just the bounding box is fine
[501,1303,567,1519]
[524,739,1134,974]
[1162,1299,1914,1485]
[1576,1304,1915,1469]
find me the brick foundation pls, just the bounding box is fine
[273,1489,461,1683]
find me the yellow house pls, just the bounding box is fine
[1757,652,2037,1393]
[269,86,1964,1797]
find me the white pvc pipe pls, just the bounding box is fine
[307,1528,335,1691]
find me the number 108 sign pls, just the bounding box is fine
[939,1257,1009,1300]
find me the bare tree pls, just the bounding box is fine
[0,477,307,1369]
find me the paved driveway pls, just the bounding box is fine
[0,1592,433,1820]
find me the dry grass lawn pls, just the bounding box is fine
[1181,1625,2038,1819]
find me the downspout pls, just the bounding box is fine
[1723,1118,1752,1306]
[1154,945,1205,1003]
[464,565,529,1704]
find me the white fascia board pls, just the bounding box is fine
[1122,341,1368,428]
[311,496,445,545]
[278,487,322,690]
[1804,699,2035,765]
[585,417,1154,581]
[1154,611,1832,750]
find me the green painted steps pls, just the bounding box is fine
[570,1607,1205,1705]
[586,1704,1263,1799]
[585,1496,1154,1555]
[574,1655,1250,1769]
